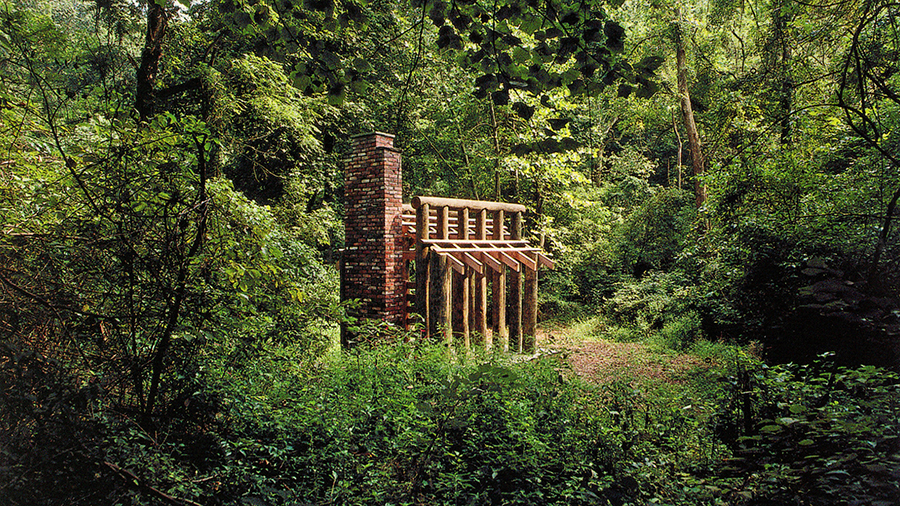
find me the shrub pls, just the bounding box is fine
[711,353,900,505]
[602,271,704,343]
[211,342,619,505]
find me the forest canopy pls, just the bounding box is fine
[1,0,899,504]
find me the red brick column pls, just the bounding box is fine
[341,132,404,340]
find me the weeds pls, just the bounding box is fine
[6,322,897,505]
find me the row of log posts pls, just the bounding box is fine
[412,197,538,353]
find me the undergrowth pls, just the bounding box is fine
[4,333,898,505]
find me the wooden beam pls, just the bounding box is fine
[430,245,546,256]
[438,206,449,240]
[509,211,523,353]
[491,209,506,349]
[473,209,488,347]
[423,239,531,245]
[442,252,466,274]
[523,264,538,354]
[475,250,503,273]
[442,249,484,274]
[456,207,470,349]
[415,203,430,337]
[496,250,520,272]
[435,206,452,343]
[429,250,452,343]
[507,250,537,271]
[412,196,526,213]
[536,252,555,269]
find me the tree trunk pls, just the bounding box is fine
[674,15,706,208]
[773,2,793,145]
[673,110,683,190]
[135,3,168,123]
[490,100,502,200]
[868,181,900,286]
[143,135,209,427]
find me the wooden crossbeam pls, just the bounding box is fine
[438,251,466,274]
[412,196,525,213]
[537,253,554,269]
[496,250,520,272]
[431,246,541,253]
[447,244,484,275]
[474,251,503,272]
[423,239,527,245]
[427,243,552,272]
[508,250,537,271]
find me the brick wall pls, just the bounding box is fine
[342,132,404,327]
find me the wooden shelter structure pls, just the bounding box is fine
[341,132,553,352]
[401,197,553,352]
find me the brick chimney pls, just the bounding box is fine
[341,132,404,339]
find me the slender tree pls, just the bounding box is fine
[673,10,706,208]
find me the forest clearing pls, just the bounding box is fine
[535,321,713,385]
[2,0,900,504]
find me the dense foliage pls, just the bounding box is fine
[1,0,899,504]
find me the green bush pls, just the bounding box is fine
[602,271,705,344]
[212,342,619,505]
[712,353,900,505]
[613,187,695,278]
[657,311,703,351]
[20,333,897,506]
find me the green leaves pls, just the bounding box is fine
[715,356,900,504]
[436,24,462,50]
[218,0,380,105]
[426,0,641,124]
[603,20,625,52]
[511,101,534,120]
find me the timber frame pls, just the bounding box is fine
[339,132,552,353]
[402,196,553,353]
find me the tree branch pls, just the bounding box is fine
[103,461,204,506]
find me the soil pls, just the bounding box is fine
[535,326,711,385]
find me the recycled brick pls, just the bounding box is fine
[342,132,404,325]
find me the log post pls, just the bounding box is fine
[523,258,538,354]
[415,203,430,337]
[508,211,523,352]
[472,209,488,347]
[491,209,506,350]
[452,207,471,349]
[429,206,452,343]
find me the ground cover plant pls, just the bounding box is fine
[6,322,899,505]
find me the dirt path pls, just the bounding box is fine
[535,325,710,385]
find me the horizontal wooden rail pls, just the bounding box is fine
[411,196,526,213]
[424,239,531,245]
